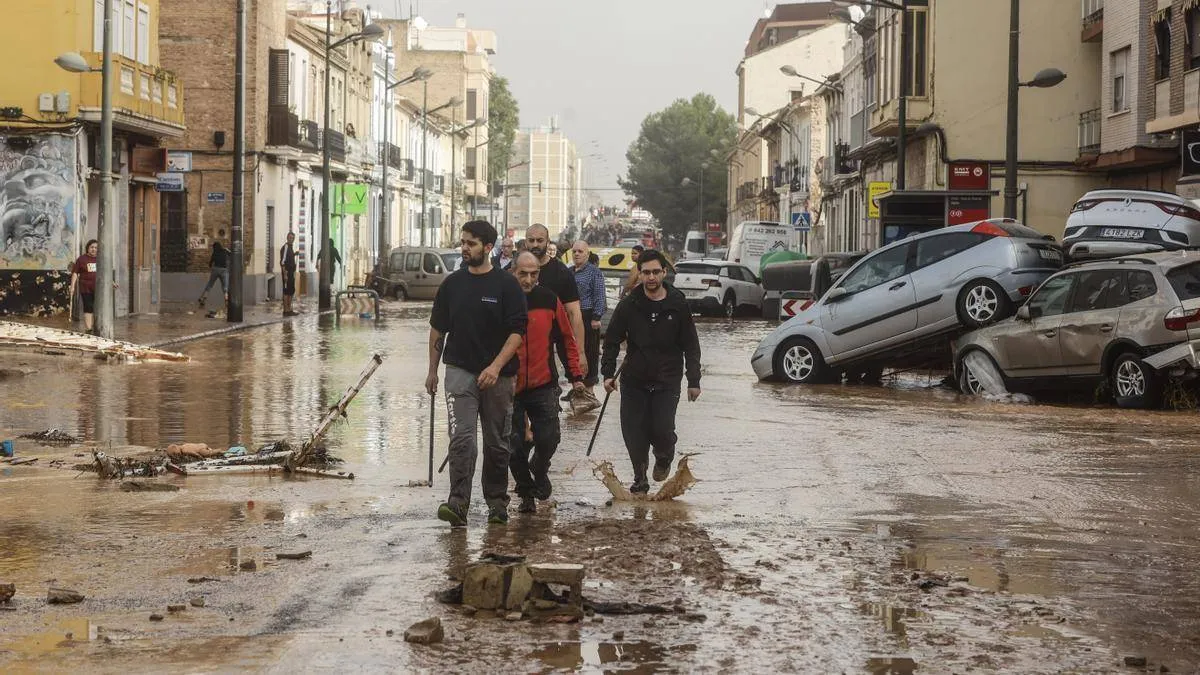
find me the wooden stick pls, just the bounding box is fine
[182,464,353,479]
[292,466,354,480]
[287,354,383,471]
[189,450,291,468]
[428,390,435,485]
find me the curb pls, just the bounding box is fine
[148,310,336,349]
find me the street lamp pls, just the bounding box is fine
[318,6,384,311]
[779,65,843,92]
[419,92,462,246]
[57,39,113,337]
[379,62,431,266]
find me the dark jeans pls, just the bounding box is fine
[509,383,561,499]
[582,309,600,387]
[444,365,515,510]
[618,378,681,481]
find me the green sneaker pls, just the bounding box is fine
[487,506,509,525]
[437,502,467,528]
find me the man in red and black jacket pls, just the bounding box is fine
[510,251,585,513]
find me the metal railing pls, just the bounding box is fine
[1081,0,1103,21]
[1078,108,1101,154]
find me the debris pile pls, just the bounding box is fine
[17,429,80,445]
[0,320,189,362]
[438,554,586,622]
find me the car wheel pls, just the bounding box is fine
[393,285,408,301]
[773,338,828,384]
[957,357,987,396]
[722,292,736,318]
[1111,352,1163,409]
[957,280,1011,329]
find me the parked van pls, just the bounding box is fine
[368,246,462,300]
[680,231,707,261]
[728,221,792,274]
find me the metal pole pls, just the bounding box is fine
[450,108,457,232]
[896,0,909,191]
[420,79,428,246]
[319,1,333,311]
[1003,0,1020,219]
[378,44,390,267]
[95,0,115,339]
[698,165,705,229]
[228,0,246,322]
[471,123,479,217]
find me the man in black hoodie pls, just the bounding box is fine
[601,249,702,494]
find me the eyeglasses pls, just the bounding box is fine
[640,268,665,276]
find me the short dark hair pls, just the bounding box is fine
[462,220,498,247]
[632,244,645,252]
[637,249,668,270]
[84,238,98,250]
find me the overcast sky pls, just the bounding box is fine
[376,0,781,200]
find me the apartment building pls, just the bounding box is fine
[507,124,582,240]
[0,0,186,316]
[1140,0,1200,199]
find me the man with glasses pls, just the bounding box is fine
[492,237,515,271]
[601,249,702,494]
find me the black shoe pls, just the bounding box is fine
[533,473,553,501]
[487,506,509,525]
[630,478,650,494]
[518,497,537,513]
[437,502,467,528]
[652,459,672,482]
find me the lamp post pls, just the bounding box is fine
[56,32,113,337]
[447,118,480,233]
[318,4,383,311]
[379,64,431,266]
[418,93,461,246]
[228,0,246,322]
[470,129,491,218]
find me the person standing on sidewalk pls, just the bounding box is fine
[601,249,702,494]
[509,251,585,513]
[280,232,298,316]
[69,239,98,333]
[198,229,230,308]
[570,239,605,411]
[426,219,527,527]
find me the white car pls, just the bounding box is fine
[673,259,764,317]
[1064,189,1200,261]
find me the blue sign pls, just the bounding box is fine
[791,211,812,232]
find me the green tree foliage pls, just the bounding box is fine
[487,76,520,191]
[619,93,737,242]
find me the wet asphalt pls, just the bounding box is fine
[1,302,1199,672]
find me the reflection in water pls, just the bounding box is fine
[866,656,918,674]
[528,639,680,674]
[4,618,97,659]
[861,602,925,647]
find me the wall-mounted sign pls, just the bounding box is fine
[1182,130,1200,177]
[155,172,184,192]
[947,194,991,225]
[207,192,226,204]
[167,151,192,172]
[867,181,890,219]
[948,161,989,191]
[131,147,167,175]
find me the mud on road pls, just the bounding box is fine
[0,308,1197,672]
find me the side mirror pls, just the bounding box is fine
[1016,305,1032,321]
[825,287,848,303]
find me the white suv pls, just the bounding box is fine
[1063,189,1200,261]
[674,260,764,317]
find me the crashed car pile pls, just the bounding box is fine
[752,191,1200,410]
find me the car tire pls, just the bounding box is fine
[957,355,987,396]
[957,280,1012,329]
[393,285,408,301]
[1111,352,1163,409]
[773,338,829,384]
[722,292,736,318]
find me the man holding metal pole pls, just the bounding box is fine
[426,220,526,527]
[601,249,702,494]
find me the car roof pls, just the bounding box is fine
[1061,250,1200,272]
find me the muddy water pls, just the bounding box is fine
[2,306,1200,671]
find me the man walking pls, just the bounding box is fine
[427,220,527,527]
[280,232,298,316]
[602,249,702,494]
[525,224,587,379]
[570,239,605,411]
[492,236,515,271]
[198,229,230,309]
[509,251,585,513]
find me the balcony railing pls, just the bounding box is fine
[378,141,404,170]
[1078,108,1101,155]
[78,53,184,130]
[319,129,346,163]
[1081,0,1103,41]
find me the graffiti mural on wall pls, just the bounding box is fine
[0,134,77,270]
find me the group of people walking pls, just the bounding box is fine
[427,219,702,527]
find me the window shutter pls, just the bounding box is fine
[466,89,477,120]
[269,48,290,108]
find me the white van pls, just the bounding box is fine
[680,231,707,260]
[728,221,792,273]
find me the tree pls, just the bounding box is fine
[487,76,520,195]
[619,93,736,243]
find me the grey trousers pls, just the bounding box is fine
[444,365,515,510]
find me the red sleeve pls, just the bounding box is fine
[555,298,584,381]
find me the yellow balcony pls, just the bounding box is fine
[77,52,184,137]
[869,95,932,138]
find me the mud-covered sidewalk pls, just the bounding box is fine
[1,310,1197,672]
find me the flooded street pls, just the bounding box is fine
[3,305,1200,672]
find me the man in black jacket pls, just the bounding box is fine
[601,249,702,494]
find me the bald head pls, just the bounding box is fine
[513,250,541,293]
[571,239,590,269]
[525,224,551,261]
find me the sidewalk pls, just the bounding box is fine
[7,297,322,349]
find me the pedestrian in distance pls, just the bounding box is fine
[569,239,606,411]
[508,251,585,513]
[601,249,702,494]
[198,229,230,309]
[492,236,515,271]
[426,219,527,527]
[69,238,99,333]
[525,223,588,380]
[620,244,644,300]
[280,231,298,316]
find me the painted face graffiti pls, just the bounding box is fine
[0,137,75,270]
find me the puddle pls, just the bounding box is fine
[866,656,918,674]
[170,546,266,576]
[861,602,925,646]
[3,619,97,659]
[528,639,690,673]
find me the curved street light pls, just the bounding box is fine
[379,64,435,265]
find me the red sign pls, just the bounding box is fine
[946,194,991,225]
[948,161,989,191]
[706,222,722,232]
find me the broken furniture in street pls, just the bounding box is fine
[0,320,189,362]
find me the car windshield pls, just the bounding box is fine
[676,263,721,276]
[441,253,462,272]
[1167,262,1200,300]
[686,238,705,253]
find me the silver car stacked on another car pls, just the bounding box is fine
[954,251,1200,408]
[752,219,1063,384]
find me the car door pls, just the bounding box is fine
[421,252,448,299]
[403,252,425,298]
[821,242,918,357]
[910,232,989,330]
[992,273,1076,378]
[1058,269,1127,376]
[737,266,763,308]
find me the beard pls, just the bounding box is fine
[528,245,547,258]
[466,250,488,268]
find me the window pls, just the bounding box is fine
[1069,270,1128,312]
[94,0,105,51]
[1155,11,1172,80]
[1027,274,1075,318]
[390,252,405,271]
[465,147,477,180]
[405,252,421,272]
[864,34,877,108]
[466,89,477,120]
[1112,47,1130,112]
[137,3,149,64]
[423,253,444,274]
[915,233,985,269]
[441,253,462,272]
[122,0,136,60]
[1168,263,1200,299]
[837,243,910,295]
[1188,8,1200,71]
[1128,271,1157,302]
[905,7,928,97]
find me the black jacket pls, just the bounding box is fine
[601,283,701,388]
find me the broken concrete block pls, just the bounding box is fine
[505,611,523,621]
[463,563,505,610]
[504,564,533,611]
[47,588,84,604]
[190,597,206,608]
[529,563,585,586]
[0,583,14,603]
[403,617,444,644]
[167,604,186,613]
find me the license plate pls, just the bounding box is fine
[1037,248,1062,262]
[1100,228,1144,239]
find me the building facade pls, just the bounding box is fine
[506,124,582,241]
